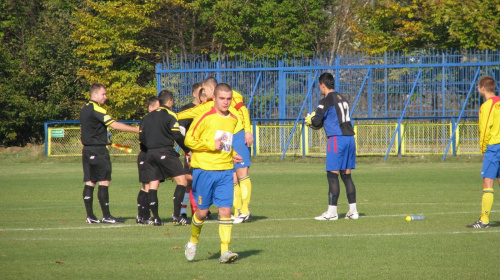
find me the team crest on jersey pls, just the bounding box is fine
[215,130,233,152]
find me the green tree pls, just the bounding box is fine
[72,0,159,119]
[351,0,500,53]
[434,0,500,49]
[193,0,329,56]
[0,0,85,146]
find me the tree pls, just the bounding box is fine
[193,0,329,56]
[72,0,158,119]
[350,0,500,53]
[0,0,85,146]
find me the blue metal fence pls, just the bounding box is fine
[156,49,500,159]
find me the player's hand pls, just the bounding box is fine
[215,137,223,150]
[233,154,243,164]
[305,112,315,126]
[244,132,254,146]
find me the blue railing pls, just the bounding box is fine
[156,49,500,159]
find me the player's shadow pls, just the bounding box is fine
[208,249,263,261]
[340,212,365,219]
[242,215,267,222]
[488,221,500,227]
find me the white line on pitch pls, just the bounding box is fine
[0,210,498,231]
[5,229,500,242]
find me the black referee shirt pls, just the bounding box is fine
[80,101,115,146]
[139,106,189,153]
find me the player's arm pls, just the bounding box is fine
[309,101,326,128]
[177,101,213,120]
[138,120,146,147]
[169,116,190,153]
[93,106,139,133]
[234,102,254,146]
[185,117,216,152]
[232,91,252,133]
[479,102,493,154]
[109,121,139,133]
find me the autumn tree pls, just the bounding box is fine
[0,0,85,146]
[351,0,500,53]
[72,0,159,119]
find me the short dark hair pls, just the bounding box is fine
[192,82,202,94]
[90,83,105,96]
[147,96,159,107]
[479,76,496,93]
[158,90,174,105]
[203,77,218,88]
[319,73,335,90]
[214,83,232,96]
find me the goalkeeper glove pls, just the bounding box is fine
[305,112,315,126]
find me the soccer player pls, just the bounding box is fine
[305,73,359,221]
[177,77,254,224]
[139,90,190,226]
[467,76,500,228]
[178,82,203,220]
[136,96,160,225]
[80,83,139,224]
[184,83,242,264]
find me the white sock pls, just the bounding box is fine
[180,193,190,215]
[349,203,357,213]
[327,205,338,216]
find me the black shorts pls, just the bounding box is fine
[137,151,149,183]
[82,146,111,182]
[146,147,185,181]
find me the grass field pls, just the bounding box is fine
[1,152,499,279]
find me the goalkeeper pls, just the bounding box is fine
[305,73,359,221]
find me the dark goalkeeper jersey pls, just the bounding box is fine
[312,91,355,137]
[80,101,115,146]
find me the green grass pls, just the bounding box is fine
[0,153,499,279]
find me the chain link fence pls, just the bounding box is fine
[46,121,480,158]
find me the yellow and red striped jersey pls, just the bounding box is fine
[185,107,239,170]
[177,90,250,133]
[479,96,500,153]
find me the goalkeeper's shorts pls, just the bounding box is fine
[325,135,356,172]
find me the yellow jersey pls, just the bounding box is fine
[185,107,239,170]
[177,90,251,134]
[479,96,500,153]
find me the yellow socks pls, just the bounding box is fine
[189,215,204,244]
[239,176,252,215]
[480,188,494,224]
[219,217,233,253]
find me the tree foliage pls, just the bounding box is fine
[72,0,159,119]
[0,0,499,146]
[0,0,85,146]
[351,0,500,53]
[193,0,329,55]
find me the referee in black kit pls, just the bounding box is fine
[80,83,139,224]
[139,90,191,226]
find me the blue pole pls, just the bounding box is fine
[442,67,481,161]
[384,69,422,161]
[281,71,319,160]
